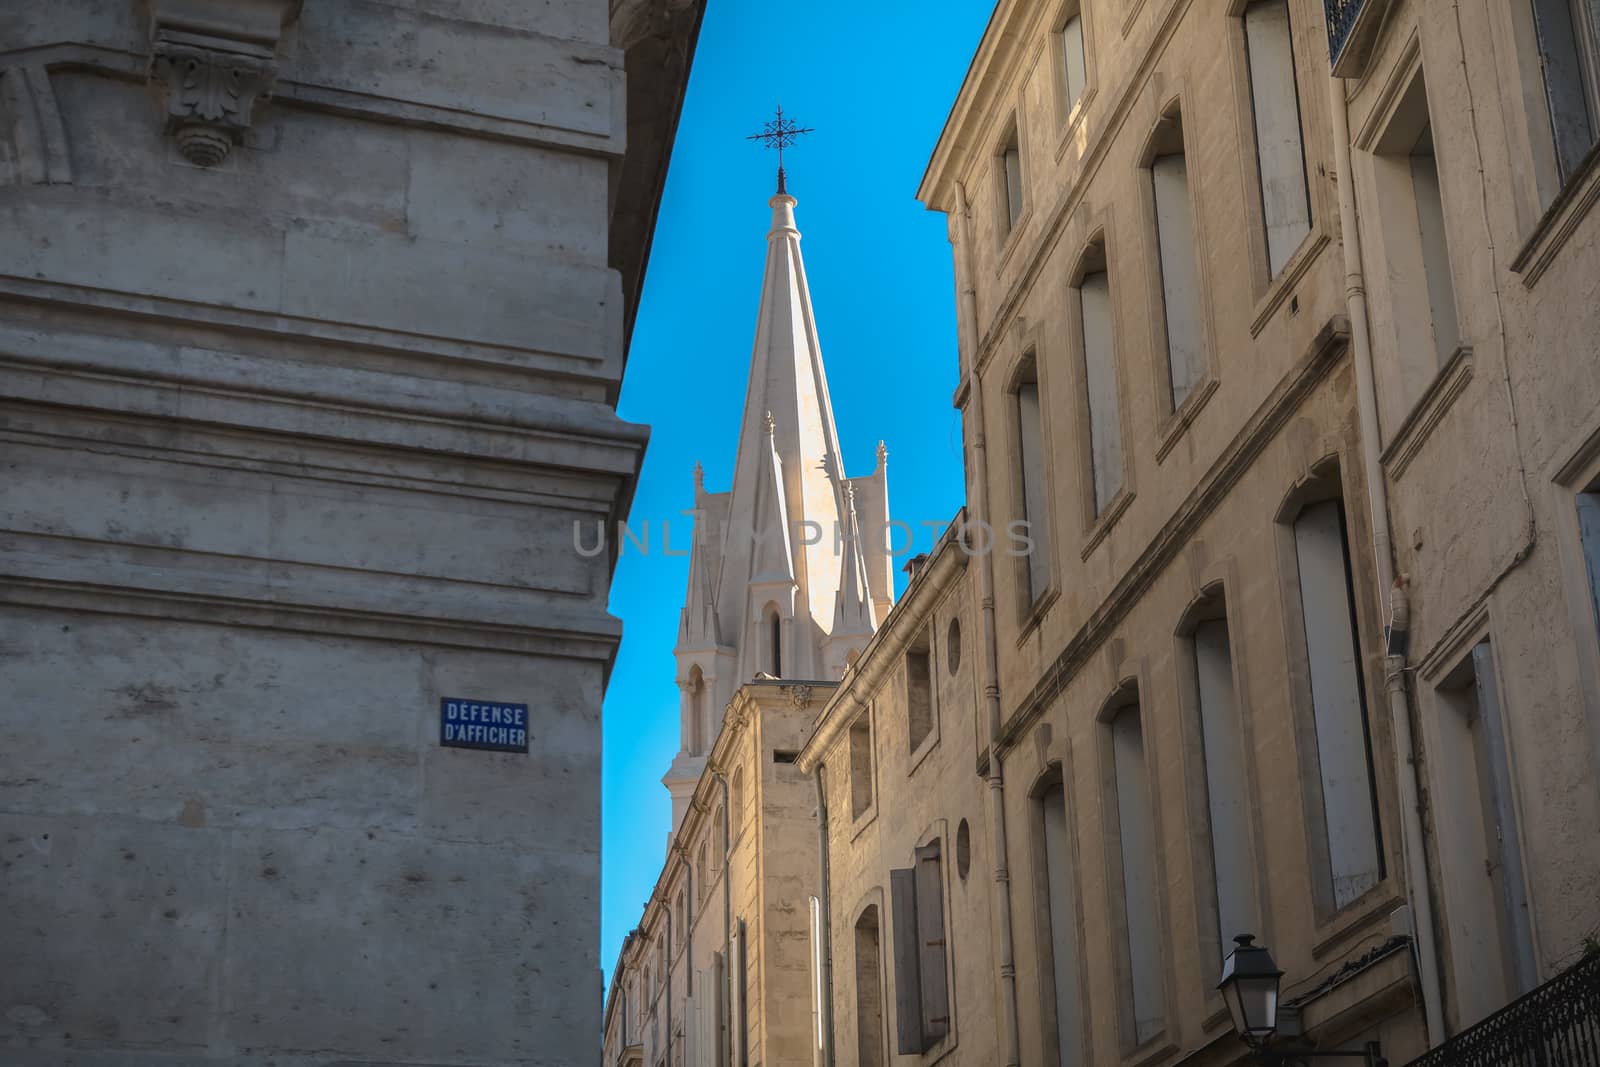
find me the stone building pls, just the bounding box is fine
[1327,0,1600,1047]
[795,1,1600,1066]
[603,185,894,1067]
[0,1,698,1064]
[809,0,1435,1064]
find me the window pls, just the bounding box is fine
[1579,490,1600,632]
[1107,702,1164,1045]
[1059,10,1088,114]
[1000,129,1025,238]
[686,665,706,755]
[1293,497,1384,909]
[1409,124,1460,366]
[675,892,687,952]
[1243,0,1311,276]
[1075,251,1124,516]
[1529,0,1600,184]
[1147,110,1204,410]
[1015,365,1054,603]
[946,618,962,675]
[1364,67,1465,423]
[731,919,749,1067]
[731,767,746,840]
[1433,640,1536,1024]
[696,841,710,905]
[1187,613,1258,971]
[855,905,887,1067]
[891,840,950,1053]
[1037,778,1084,1066]
[906,631,935,752]
[764,605,782,677]
[849,712,874,820]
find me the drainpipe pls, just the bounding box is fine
[714,768,734,1067]
[1328,73,1446,1046]
[812,765,835,1067]
[955,178,1023,1067]
[673,847,692,1063]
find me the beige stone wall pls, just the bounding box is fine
[605,682,828,1067]
[1340,0,1600,1037]
[804,540,993,1067]
[886,0,1450,1063]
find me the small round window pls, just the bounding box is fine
[956,818,971,881]
[946,617,962,676]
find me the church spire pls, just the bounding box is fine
[661,179,894,836]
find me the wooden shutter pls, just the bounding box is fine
[730,921,747,1067]
[712,951,727,1067]
[914,841,950,1046]
[890,867,923,1054]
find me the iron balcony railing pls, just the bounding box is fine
[1408,950,1600,1067]
[1325,0,1364,68]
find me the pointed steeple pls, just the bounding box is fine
[662,187,895,837]
[677,465,723,652]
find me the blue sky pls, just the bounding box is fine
[602,0,995,983]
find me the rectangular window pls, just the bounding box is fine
[1294,498,1384,909]
[1150,121,1204,409]
[1578,489,1600,637]
[1003,138,1025,234]
[850,712,874,819]
[1243,0,1312,276]
[890,841,950,1053]
[1039,782,1083,1066]
[1109,704,1165,1045]
[1062,14,1088,111]
[1529,0,1600,183]
[906,637,935,752]
[1410,124,1460,366]
[1078,268,1124,514]
[1016,375,1053,603]
[1190,617,1257,968]
[731,919,749,1067]
[1435,641,1537,1019]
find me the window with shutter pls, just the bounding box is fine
[731,921,748,1067]
[889,867,923,1055]
[914,841,950,1046]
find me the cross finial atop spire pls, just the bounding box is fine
[746,105,813,195]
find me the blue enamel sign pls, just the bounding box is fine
[440,698,529,753]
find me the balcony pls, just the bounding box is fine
[1406,950,1600,1067]
[1325,0,1391,78]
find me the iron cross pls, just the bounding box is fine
[746,105,813,194]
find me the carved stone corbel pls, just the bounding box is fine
[146,0,302,167]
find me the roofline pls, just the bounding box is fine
[915,0,1037,213]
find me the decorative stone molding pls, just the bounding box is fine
[146,0,302,167]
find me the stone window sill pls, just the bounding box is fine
[1080,487,1135,560]
[1155,375,1220,465]
[1379,345,1473,482]
[1510,138,1600,288]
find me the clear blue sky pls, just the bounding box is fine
[602,0,995,985]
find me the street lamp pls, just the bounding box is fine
[1218,934,1388,1066]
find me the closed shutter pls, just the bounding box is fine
[890,867,923,1054]
[731,921,747,1067]
[914,841,950,1045]
[712,951,727,1067]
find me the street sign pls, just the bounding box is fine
[439,698,529,753]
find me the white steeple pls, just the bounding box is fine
[661,190,894,834]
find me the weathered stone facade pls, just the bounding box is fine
[0,1,698,1064]
[1336,0,1600,1039]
